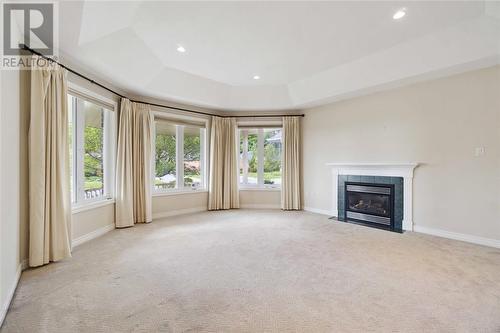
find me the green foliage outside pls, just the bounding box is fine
[240,131,281,183]
[246,134,258,172]
[183,134,201,178]
[155,133,176,178]
[84,126,103,190]
[81,126,281,190]
[155,132,201,187]
[263,142,281,172]
[247,171,281,182]
[85,177,103,190]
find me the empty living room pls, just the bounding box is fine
[1,1,499,332]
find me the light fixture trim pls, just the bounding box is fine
[393,9,406,20]
[253,75,260,80]
[177,45,186,53]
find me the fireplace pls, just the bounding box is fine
[328,164,417,231]
[345,182,394,230]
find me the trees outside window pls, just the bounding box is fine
[68,94,115,205]
[154,120,206,192]
[83,102,104,195]
[263,129,282,185]
[239,128,282,188]
[155,122,176,189]
[239,129,258,185]
[183,126,201,188]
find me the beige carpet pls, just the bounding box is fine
[2,210,500,332]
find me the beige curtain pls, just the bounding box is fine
[208,116,239,210]
[281,116,302,210]
[29,57,71,267]
[115,98,153,227]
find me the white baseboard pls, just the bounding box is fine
[414,225,500,249]
[72,224,115,248]
[0,261,23,327]
[240,204,281,209]
[304,206,333,216]
[153,206,207,220]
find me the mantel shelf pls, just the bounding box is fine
[325,162,418,168]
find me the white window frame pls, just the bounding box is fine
[238,126,282,190]
[68,82,117,210]
[153,112,208,195]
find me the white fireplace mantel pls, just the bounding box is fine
[326,162,418,231]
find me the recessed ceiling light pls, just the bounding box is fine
[177,45,186,53]
[393,9,406,20]
[253,75,260,80]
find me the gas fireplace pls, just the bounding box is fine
[329,164,417,232]
[344,182,394,230]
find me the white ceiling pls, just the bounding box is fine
[55,1,500,112]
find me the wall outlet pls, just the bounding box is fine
[474,147,485,157]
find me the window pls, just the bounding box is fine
[183,126,203,188]
[68,92,115,206]
[239,128,282,188]
[154,122,176,189]
[154,119,206,192]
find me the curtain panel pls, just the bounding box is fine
[29,56,72,267]
[208,116,239,210]
[281,116,302,210]
[115,98,153,227]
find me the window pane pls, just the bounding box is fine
[83,101,104,199]
[239,129,258,185]
[68,95,74,202]
[184,126,201,188]
[68,92,114,205]
[155,122,177,190]
[263,129,282,186]
[239,131,245,183]
[248,131,258,185]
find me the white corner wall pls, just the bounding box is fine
[303,65,500,243]
[0,67,23,325]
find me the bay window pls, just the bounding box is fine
[154,118,206,192]
[239,128,282,188]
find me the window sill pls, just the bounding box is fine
[72,198,115,214]
[239,187,281,192]
[153,189,208,197]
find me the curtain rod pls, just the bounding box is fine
[21,45,305,119]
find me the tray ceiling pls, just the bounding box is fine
[52,1,500,111]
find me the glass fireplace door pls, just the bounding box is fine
[345,184,393,227]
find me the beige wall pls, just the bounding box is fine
[303,65,500,240]
[72,204,115,241]
[152,190,283,216]
[152,189,283,217]
[152,192,209,218]
[240,190,281,208]
[152,189,284,218]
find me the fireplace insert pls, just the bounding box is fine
[344,182,395,231]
